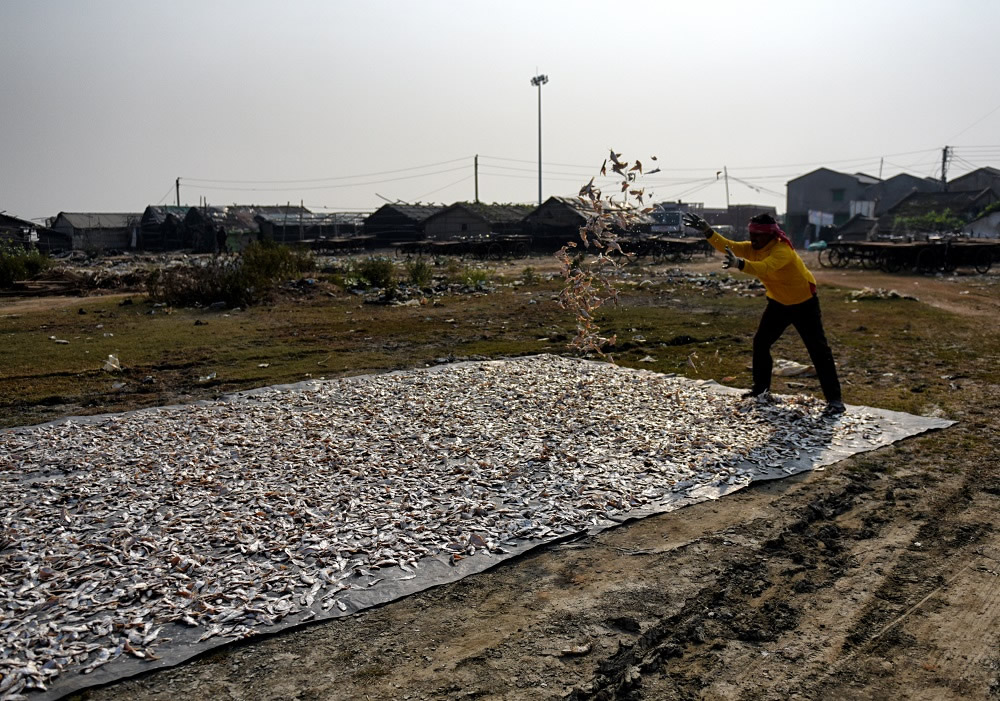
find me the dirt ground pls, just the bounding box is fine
[18,260,999,700]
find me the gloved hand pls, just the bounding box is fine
[682,212,712,236]
[723,247,743,270]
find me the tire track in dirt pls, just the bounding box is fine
[566,470,886,699]
[802,465,1000,700]
[568,414,1000,700]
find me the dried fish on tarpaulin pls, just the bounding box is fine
[0,354,953,700]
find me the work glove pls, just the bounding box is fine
[682,212,713,237]
[723,247,744,270]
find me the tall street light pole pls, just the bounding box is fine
[530,73,548,205]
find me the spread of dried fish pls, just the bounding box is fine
[0,355,890,698]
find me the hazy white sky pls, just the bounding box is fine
[3,0,999,222]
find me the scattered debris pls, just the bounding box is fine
[560,642,593,656]
[848,287,919,301]
[773,359,815,377]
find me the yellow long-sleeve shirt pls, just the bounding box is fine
[706,231,817,305]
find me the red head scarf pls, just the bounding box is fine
[748,221,793,247]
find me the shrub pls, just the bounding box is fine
[443,258,465,283]
[146,242,313,307]
[242,240,314,280]
[462,267,491,286]
[521,266,537,285]
[0,243,51,289]
[405,258,434,287]
[893,208,965,234]
[358,257,396,289]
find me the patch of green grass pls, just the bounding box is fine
[405,257,434,287]
[461,267,491,286]
[2,270,997,429]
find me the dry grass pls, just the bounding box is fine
[2,259,996,430]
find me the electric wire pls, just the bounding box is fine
[173,144,994,211]
[479,148,940,172]
[726,175,785,198]
[414,174,474,201]
[947,103,1000,142]
[184,166,469,193]
[301,205,376,212]
[477,165,712,188]
[155,183,176,206]
[181,156,474,185]
[951,154,984,173]
[664,178,721,200]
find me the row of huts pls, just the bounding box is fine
[788,165,1000,245]
[10,166,997,255]
[4,197,725,255]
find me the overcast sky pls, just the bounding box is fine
[2,0,999,222]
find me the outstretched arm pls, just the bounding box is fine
[683,213,753,257]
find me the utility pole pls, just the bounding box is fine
[474,154,479,203]
[941,145,950,190]
[175,177,180,207]
[878,157,884,180]
[530,73,548,205]
[723,166,731,227]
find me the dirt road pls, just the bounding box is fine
[62,262,1000,701]
[687,254,1000,318]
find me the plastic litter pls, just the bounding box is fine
[773,359,815,377]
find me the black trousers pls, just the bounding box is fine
[752,295,841,402]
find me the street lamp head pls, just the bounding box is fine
[530,74,549,86]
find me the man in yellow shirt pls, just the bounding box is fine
[682,212,844,414]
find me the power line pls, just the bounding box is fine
[182,156,473,185]
[480,148,940,172]
[947,103,1000,142]
[155,183,176,206]
[414,174,474,201]
[477,165,712,188]
[663,178,720,200]
[727,175,784,198]
[185,165,469,192]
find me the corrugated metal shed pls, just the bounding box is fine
[255,211,368,243]
[834,214,879,241]
[52,213,140,230]
[524,196,652,244]
[184,205,310,252]
[139,206,192,251]
[50,212,141,251]
[878,188,997,235]
[1,213,69,252]
[363,204,444,243]
[423,202,534,240]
